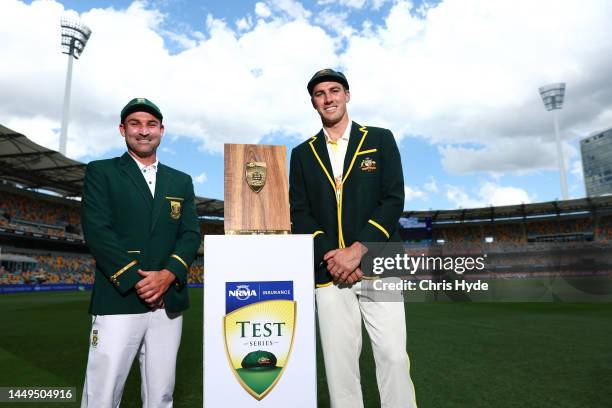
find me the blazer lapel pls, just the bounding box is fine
[118,152,153,208]
[308,129,336,192]
[341,121,368,185]
[150,163,170,232]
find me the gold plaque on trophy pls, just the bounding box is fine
[224,144,290,234]
[245,162,267,193]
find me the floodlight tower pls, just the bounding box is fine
[539,83,568,200]
[59,18,91,155]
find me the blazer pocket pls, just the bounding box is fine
[356,148,377,156]
[165,196,184,222]
[356,152,380,179]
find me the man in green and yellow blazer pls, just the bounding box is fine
[80,98,200,408]
[289,70,417,408]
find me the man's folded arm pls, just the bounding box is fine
[81,162,141,294]
[163,175,201,288]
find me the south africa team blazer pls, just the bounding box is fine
[81,152,201,315]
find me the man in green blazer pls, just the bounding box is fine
[289,70,417,407]
[80,98,200,408]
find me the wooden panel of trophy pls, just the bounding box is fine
[224,144,290,234]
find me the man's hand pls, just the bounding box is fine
[324,242,368,284]
[135,269,176,307]
[343,267,364,285]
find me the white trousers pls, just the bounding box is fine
[81,308,183,408]
[316,280,417,408]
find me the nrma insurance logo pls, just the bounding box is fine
[228,283,258,302]
[224,281,296,401]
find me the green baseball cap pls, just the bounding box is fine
[120,98,163,123]
[307,68,349,95]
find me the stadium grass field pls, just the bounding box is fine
[1,286,611,407]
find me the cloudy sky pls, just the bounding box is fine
[2,0,611,209]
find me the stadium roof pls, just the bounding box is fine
[403,195,612,223]
[195,196,224,217]
[5,122,608,222]
[0,253,38,263]
[0,124,86,197]
[0,123,224,217]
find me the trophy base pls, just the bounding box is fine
[226,229,290,235]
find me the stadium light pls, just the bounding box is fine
[59,17,92,156]
[539,82,568,200]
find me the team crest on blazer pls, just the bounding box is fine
[170,200,182,219]
[245,162,267,193]
[224,281,296,400]
[360,157,377,172]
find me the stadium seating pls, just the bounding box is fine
[596,215,612,242]
[1,252,207,285]
[430,216,609,247]
[0,191,81,239]
[1,186,611,285]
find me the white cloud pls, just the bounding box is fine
[371,0,392,10]
[1,0,611,183]
[159,30,197,50]
[194,172,208,184]
[445,181,533,209]
[478,182,532,207]
[341,0,612,174]
[266,0,311,20]
[236,16,253,31]
[439,140,579,176]
[570,159,583,178]
[445,185,483,209]
[5,116,60,152]
[254,2,271,18]
[0,0,336,158]
[0,0,171,157]
[404,185,427,202]
[318,0,367,9]
[424,176,439,193]
[317,0,392,9]
[568,159,585,197]
[317,10,354,38]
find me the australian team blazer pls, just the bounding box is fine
[81,153,201,315]
[289,122,405,286]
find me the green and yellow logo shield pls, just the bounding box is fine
[223,299,296,400]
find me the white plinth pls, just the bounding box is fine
[203,234,316,407]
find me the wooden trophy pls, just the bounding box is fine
[224,144,290,234]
